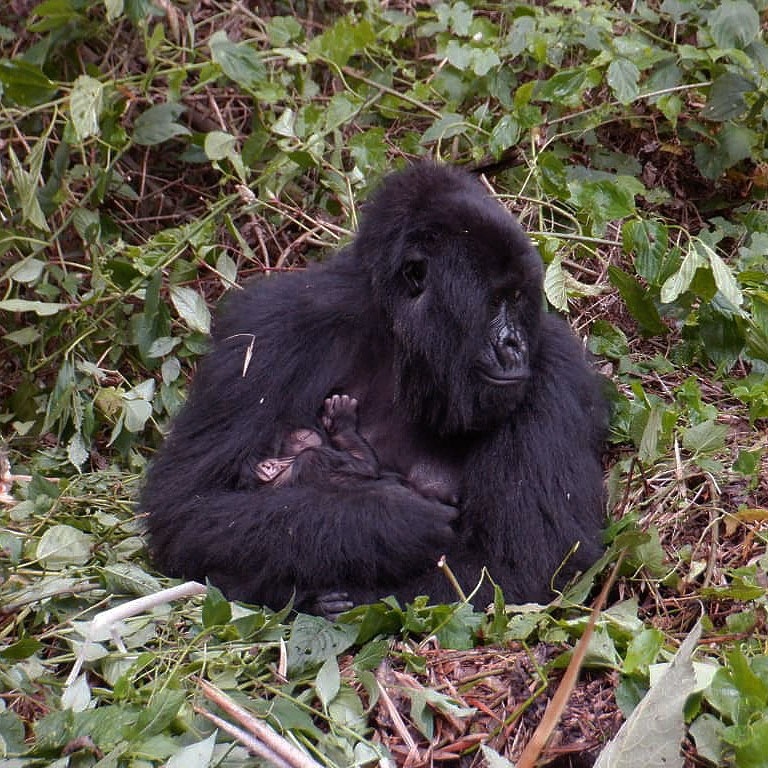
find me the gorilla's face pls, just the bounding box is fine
[357,167,544,434]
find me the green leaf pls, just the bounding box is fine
[544,253,568,311]
[130,690,185,739]
[689,714,727,766]
[0,634,44,660]
[622,219,670,286]
[37,524,94,569]
[306,16,375,67]
[702,72,752,121]
[122,397,152,433]
[7,146,49,231]
[5,256,45,284]
[166,733,217,768]
[0,59,57,105]
[204,130,237,161]
[0,299,69,316]
[607,58,640,104]
[421,113,466,144]
[682,420,728,455]
[660,240,706,304]
[623,628,664,676]
[271,108,295,138]
[480,745,515,768]
[133,102,191,146]
[202,584,232,627]
[594,622,701,768]
[286,614,357,675]
[70,74,104,141]
[316,657,341,708]
[697,240,743,308]
[0,710,27,756]
[707,0,760,50]
[472,47,501,76]
[608,267,667,336]
[170,285,211,334]
[209,30,266,90]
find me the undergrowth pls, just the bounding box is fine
[1,1,767,766]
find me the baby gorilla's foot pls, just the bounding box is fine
[322,393,358,435]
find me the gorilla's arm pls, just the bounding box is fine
[386,313,607,608]
[141,260,457,610]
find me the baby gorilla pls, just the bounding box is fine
[253,394,380,487]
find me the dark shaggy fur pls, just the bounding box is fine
[141,163,607,612]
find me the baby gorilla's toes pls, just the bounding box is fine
[322,393,358,435]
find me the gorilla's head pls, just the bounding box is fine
[354,164,545,435]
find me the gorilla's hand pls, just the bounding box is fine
[312,591,354,621]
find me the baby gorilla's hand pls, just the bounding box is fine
[322,394,358,435]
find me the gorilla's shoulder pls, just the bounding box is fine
[212,251,369,341]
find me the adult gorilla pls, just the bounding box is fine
[141,163,607,613]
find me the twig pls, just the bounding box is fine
[197,679,321,768]
[437,555,467,602]
[194,706,292,768]
[375,675,418,754]
[65,581,207,687]
[515,554,624,768]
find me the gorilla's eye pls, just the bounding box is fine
[402,259,427,296]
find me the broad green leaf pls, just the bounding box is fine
[37,524,94,569]
[67,432,89,468]
[70,74,104,140]
[0,710,27,756]
[638,404,663,464]
[0,59,57,105]
[702,72,752,121]
[472,47,501,76]
[122,397,152,432]
[316,656,341,708]
[594,622,701,768]
[306,16,375,67]
[608,267,667,336]
[209,30,266,90]
[216,253,237,286]
[133,102,190,146]
[544,253,568,311]
[489,114,520,156]
[166,733,217,768]
[100,563,163,595]
[201,584,232,627]
[286,614,357,674]
[622,219,669,285]
[481,746,515,768]
[607,58,640,104]
[707,0,760,50]
[443,40,473,71]
[689,714,727,766]
[129,690,185,739]
[104,0,124,22]
[682,420,728,455]
[204,130,237,161]
[170,285,211,334]
[696,240,743,308]
[421,113,466,144]
[61,674,91,712]
[5,256,45,284]
[660,241,706,304]
[695,124,757,179]
[271,107,295,138]
[8,146,49,231]
[623,628,664,676]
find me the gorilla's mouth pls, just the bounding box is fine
[476,369,529,386]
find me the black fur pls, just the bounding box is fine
[141,163,607,611]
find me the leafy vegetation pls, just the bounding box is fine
[1,0,767,765]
